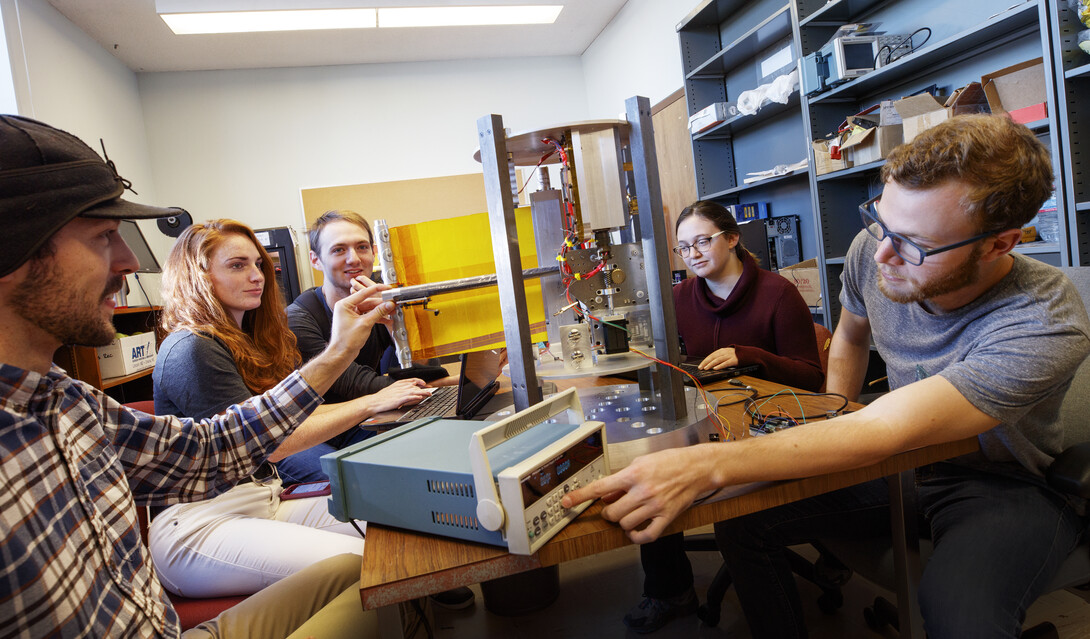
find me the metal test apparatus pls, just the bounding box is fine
[323,98,732,553]
[322,388,608,555]
[373,97,726,471]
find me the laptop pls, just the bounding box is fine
[397,349,505,421]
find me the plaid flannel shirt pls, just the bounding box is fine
[0,363,321,638]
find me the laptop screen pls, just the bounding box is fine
[456,349,506,415]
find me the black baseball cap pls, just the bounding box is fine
[0,114,187,277]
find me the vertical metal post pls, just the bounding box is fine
[626,96,686,420]
[374,219,413,369]
[890,471,924,638]
[477,114,543,411]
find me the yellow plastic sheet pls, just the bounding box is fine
[389,207,547,359]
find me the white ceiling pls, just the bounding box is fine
[44,0,629,72]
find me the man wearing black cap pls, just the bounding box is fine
[0,115,390,637]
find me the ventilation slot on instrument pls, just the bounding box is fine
[426,479,475,498]
[432,511,480,530]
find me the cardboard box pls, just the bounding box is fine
[893,83,989,142]
[688,102,735,134]
[778,258,822,306]
[981,58,1047,124]
[812,139,851,176]
[840,123,904,166]
[96,332,157,379]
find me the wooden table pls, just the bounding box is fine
[358,375,978,637]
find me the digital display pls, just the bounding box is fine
[520,432,604,509]
[841,42,875,71]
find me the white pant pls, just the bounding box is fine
[149,480,365,598]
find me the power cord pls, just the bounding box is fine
[875,27,931,67]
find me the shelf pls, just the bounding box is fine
[1024,118,1050,133]
[687,4,793,80]
[704,167,809,199]
[799,0,886,27]
[1077,202,1090,213]
[816,158,886,182]
[677,0,750,31]
[102,367,154,390]
[114,305,160,316]
[1067,61,1090,80]
[825,257,846,265]
[693,93,800,140]
[808,2,1039,104]
[1014,241,1060,255]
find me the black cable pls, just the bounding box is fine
[408,597,434,639]
[132,272,152,307]
[742,391,850,427]
[875,27,932,67]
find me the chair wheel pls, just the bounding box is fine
[816,589,843,614]
[696,603,720,627]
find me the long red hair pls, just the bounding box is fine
[160,219,300,393]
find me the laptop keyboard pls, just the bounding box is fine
[677,362,758,386]
[400,386,459,420]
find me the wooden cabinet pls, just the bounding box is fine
[54,306,161,403]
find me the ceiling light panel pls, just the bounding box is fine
[160,8,377,34]
[378,5,563,28]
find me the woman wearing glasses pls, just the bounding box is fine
[624,200,823,634]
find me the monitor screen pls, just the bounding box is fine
[118,220,161,273]
[841,42,875,71]
[738,220,771,271]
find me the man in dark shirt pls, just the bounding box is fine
[286,210,395,403]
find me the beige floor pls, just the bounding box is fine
[427,528,1090,639]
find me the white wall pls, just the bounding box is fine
[4,0,692,279]
[0,2,16,113]
[580,0,690,116]
[137,56,588,236]
[1,0,165,304]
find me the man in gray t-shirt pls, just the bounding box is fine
[563,115,1090,637]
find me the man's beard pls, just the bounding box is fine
[878,243,984,304]
[9,257,123,347]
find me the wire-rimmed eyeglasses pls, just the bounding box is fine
[858,193,993,266]
[673,230,727,258]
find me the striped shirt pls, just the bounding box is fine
[0,363,321,638]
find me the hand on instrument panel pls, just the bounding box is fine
[560,446,716,544]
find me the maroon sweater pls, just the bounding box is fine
[672,252,824,391]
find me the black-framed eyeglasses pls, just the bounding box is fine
[858,193,994,266]
[673,229,727,258]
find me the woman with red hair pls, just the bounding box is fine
[148,219,430,598]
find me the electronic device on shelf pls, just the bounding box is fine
[803,33,913,96]
[322,388,608,555]
[766,215,801,270]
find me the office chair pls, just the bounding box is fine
[689,322,845,626]
[817,266,1090,638]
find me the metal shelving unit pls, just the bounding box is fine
[1050,0,1090,265]
[678,0,1077,336]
